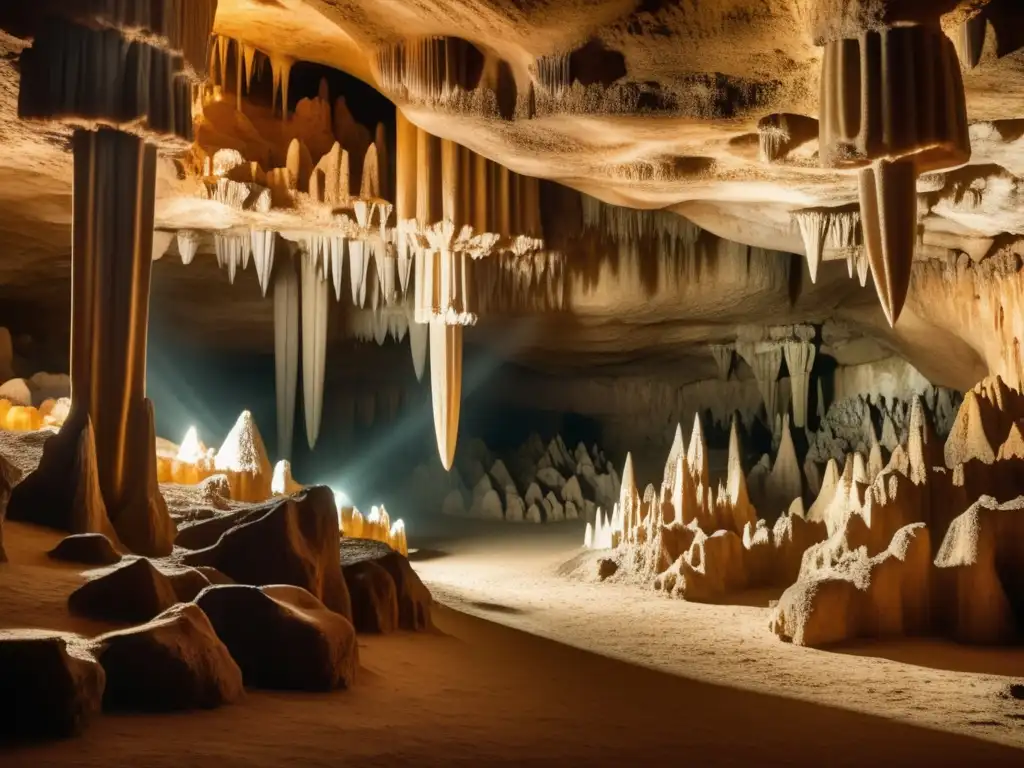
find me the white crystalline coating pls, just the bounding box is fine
[584,521,594,547]
[273,257,299,461]
[408,315,428,381]
[301,251,329,450]
[251,229,275,297]
[177,426,204,464]
[215,410,272,475]
[330,236,345,301]
[177,230,200,265]
[349,240,368,306]
[271,459,295,495]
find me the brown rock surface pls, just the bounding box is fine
[340,537,433,631]
[181,486,352,620]
[47,533,121,566]
[343,560,399,634]
[195,584,358,691]
[0,630,105,741]
[90,603,244,712]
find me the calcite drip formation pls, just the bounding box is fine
[583,374,1024,647]
[173,40,561,469]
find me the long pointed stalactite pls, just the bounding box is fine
[817,22,970,326]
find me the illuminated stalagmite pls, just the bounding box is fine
[7,0,218,555]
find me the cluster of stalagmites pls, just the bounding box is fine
[585,375,1024,647]
[0,483,432,742]
[417,434,618,524]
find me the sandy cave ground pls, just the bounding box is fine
[1,519,1023,767]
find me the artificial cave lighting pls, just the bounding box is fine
[338,501,410,557]
[3,0,1024,761]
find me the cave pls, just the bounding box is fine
[1,1,1024,765]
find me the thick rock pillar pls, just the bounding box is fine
[7,3,217,555]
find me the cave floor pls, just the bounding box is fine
[2,520,1023,767]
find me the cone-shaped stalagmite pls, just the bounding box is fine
[273,255,299,461]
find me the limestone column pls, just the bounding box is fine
[8,3,217,555]
[710,345,733,381]
[753,347,782,422]
[783,341,816,429]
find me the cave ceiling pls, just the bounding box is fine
[0,1,1022,390]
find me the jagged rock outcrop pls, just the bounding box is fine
[0,631,105,740]
[90,603,244,711]
[196,584,359,691]
[340,538,432,631]
[181,486,352,620]
[771,376,1024,647]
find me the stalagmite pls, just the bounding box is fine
[710,345,733,381]
[251,230,275,296]
[214,410,273,503]
[273,256,299,461]
[429,322,462,470]
[783,341,815,429]
[177,230,199,265]
[300,251,329,450]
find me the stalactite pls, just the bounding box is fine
[710,345,733,381]
[818,24,969,326]
[251,229,275,296]
[177,230,199,265]
[300,249,328,450]
[273,254,299,461]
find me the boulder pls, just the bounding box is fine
[91,603,243,711]
[340,538,432,630]
[770,523,932,647]
[48,533,121,566]
[181,486,351,621]
[934,496,1024,644]
[343,560,398,633]
[196,584,358,691]
[0,630,105,740]
[0,452,22,562]
[68,558,179,624]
